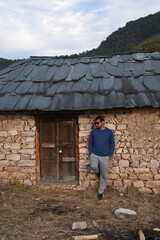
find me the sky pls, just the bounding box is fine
[0,0,160,60]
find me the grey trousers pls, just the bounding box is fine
[90,153,109,194]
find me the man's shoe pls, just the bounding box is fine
[98,193,104,200]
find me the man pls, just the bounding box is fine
[88,116,115,200]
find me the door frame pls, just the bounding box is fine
[36,114,79,184]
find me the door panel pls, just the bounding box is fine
[39,117,78,183]
[40,119,58,181]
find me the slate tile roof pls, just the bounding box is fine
[0,52,160,111]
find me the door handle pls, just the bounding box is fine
[59,138,62,153]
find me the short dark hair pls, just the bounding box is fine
[95,116,104,122]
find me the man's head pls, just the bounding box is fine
[95,116,105,129]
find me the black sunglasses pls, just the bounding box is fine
[95,121,101,125]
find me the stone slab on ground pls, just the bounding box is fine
[72,221,87,230]
[114,208,137,219]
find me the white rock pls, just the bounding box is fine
[114,208,137,219]
[72,221,87,230]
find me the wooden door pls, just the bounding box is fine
[39,117,78,183]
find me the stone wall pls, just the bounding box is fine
[0,109,160,194]
[0,113,36,185]
[78,108,160,194]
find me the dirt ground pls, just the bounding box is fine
[0,183,160,240]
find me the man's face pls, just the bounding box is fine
[95,119,104,129]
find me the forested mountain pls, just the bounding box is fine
[78,11,160,57]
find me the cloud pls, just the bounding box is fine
[0,0,160,59]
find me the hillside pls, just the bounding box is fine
[78,11,160,57]
[0,58,17,71]
[131,34,160,52]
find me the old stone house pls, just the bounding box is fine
[0,52,160,194]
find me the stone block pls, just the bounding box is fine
[6,154,20,161]
[107,179,113,186]
[131,161,139,167]
[112,167,120,173]
[11,143,21,150]
[140,162,147,168]
[124,180,132,187]
[120,173,128,179]
[14,125,23,131]
[126,168,133,174]
[78,118,90,124]
[138,173,153,180]
[133,181,144,188]
[154,125,160,130]
[1,172,9,179]
[8,130,18,136]
[82,179,90,189]
[132,143,143,148]
[18,160,36,167]
[119,160,129,167]
[4,143,11,149]
[114,180,122,187]
[154,174,160,180]
[87,174,96,180]
[116,149,122,154]
[79,148,89,154]
[131,155,142,161]
[5,167,20,172]
[28,120,35,127]
[21,154,31,160]
[23,179,32,185]
[2,124,13,130]
[108,173,119,179]
[0,160,10,166]
[122,154,130,160]
[139,187,153,194]
[117,125,126,130]
[153,188,160,194]
[0,131,7,137]
[10,172,25,180]
[22,142,35,149]
[105,124,116,130]
[22,137,35,143]
[22,132,35,137]
[89,180,98,187]
[20,149,36,155]
[133,168,150,174]
[79,143,87,148]
[146,181,160,188]
[129,174,138,180]
[20,168,36,174]
[148,160,159,169]
[0,154,5,160]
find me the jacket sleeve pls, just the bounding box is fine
[108,130,115,157]
[88,131,93,155]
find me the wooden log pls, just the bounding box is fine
[72,234,99,240]
[138,230,145,240]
